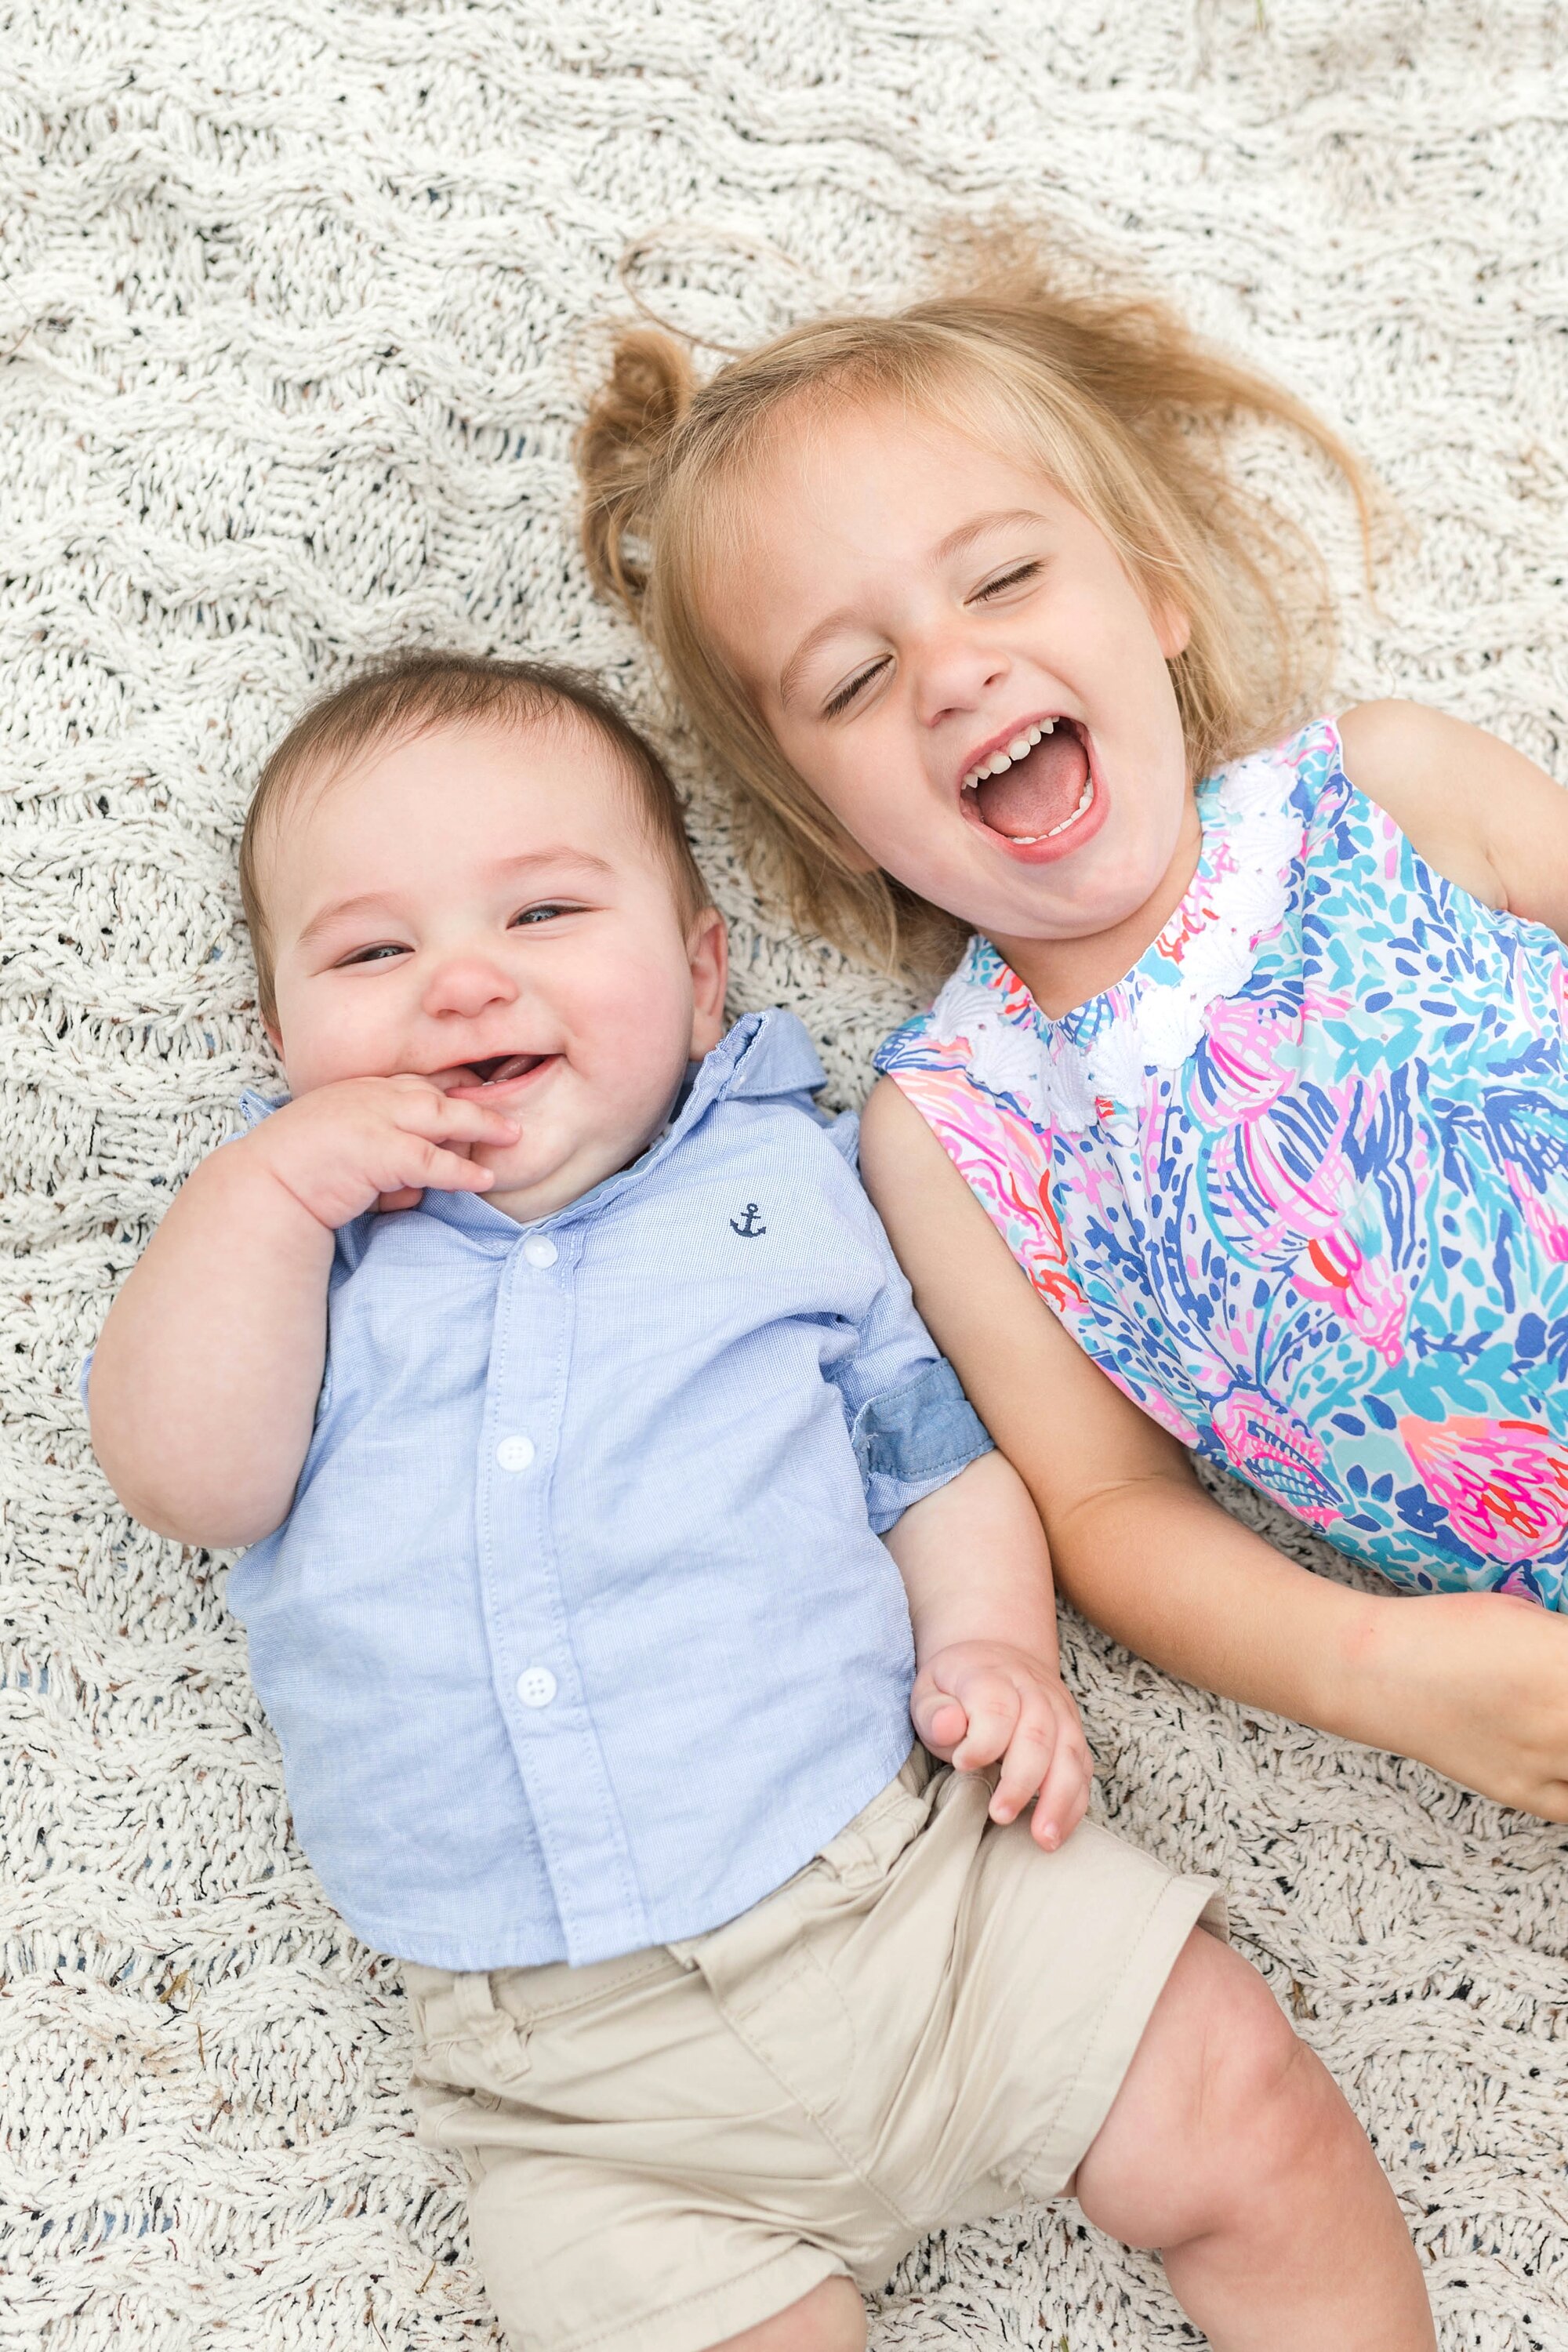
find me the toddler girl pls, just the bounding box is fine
[578,245,1568,1820]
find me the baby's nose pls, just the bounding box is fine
[422,956,520,1018]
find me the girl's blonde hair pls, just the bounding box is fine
[577,234,1376,975]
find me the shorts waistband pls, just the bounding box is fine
[402,1745,934,2033]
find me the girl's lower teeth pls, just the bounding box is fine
[1007,779,1094,846]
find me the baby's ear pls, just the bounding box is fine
[688,907,730,1057]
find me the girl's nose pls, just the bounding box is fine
[910,625,1011,729]
[420,954,521,1022]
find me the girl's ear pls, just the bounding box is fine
[687,907,731,1058]
[264,1020,285,1061]
[1154,596,1192,661]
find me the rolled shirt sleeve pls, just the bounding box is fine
[848,1355,994,1534]
[822,1167,993,1532]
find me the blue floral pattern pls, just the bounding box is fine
[876,718,1568,1608]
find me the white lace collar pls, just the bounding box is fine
[927,733,1311,1134]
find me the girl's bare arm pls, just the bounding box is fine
[861,1075,1568,1819]
[1339,699,1568,936]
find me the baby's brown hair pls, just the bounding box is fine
[577,232,1375,975]
[241,650,710,1025]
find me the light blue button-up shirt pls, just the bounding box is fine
[228,1012,991,1969]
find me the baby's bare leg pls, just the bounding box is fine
[1073,1929,1435,2350]
[706,2278,865,2352]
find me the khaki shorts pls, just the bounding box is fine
[405,1748,1223,2352]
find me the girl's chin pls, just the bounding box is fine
[962,870,1127,936]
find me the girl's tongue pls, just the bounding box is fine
[974,724,1090,840]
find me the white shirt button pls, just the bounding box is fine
[522,1235,557,1269]
[516,1666,557,1709]
[495,1434,536,1472]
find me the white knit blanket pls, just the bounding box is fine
[4,4,1567,2346]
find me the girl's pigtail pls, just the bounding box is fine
[576,328,696,616]
[575,227,1387,973]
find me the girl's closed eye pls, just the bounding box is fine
[824,659,890,720]
[821,560,1044,720]
[972,560,1042,601]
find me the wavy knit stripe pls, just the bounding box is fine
[5,5,1567,2348]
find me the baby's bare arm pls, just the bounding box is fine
[884,1446,1092,1849]
[89,1076,520,1548]
[90,1145,336,1544]
[887,1447,1060,1665]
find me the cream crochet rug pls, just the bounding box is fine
[4,2,1567,2346]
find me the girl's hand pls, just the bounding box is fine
[913,1640,1093,1850]
[238,1076,522,1229]
[1364,1590,1568,1820]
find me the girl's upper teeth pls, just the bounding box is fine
[961,717,1057,791]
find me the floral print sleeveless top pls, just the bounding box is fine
[875,717,1568,1609]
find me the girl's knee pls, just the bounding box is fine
[708,2276,866,2352]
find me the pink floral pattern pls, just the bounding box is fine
[877,720,1568,1609]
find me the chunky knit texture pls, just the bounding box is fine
[3,4,1567,2346]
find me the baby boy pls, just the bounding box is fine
[89,655,1424,2352]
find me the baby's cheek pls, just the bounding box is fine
[274,982,408,1094]
[584,953,692,1066]
[274,1027,363,1096]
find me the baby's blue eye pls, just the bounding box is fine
[512,903,570,926]
[339,942,408,967]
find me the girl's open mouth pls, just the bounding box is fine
[957,716,1107,864]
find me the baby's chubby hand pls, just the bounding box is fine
[911,1641,1093,1850]
[237,1075,522,1229]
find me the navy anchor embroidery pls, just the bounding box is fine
[729,1202,767,1239]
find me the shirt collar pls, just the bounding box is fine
[688,1007,826,1112]
[407,1009,826,1247]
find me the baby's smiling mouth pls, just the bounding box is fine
[959,717,1095,844]
[444,1052,558,1098]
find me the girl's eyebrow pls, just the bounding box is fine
[779,608,862,710]
[777,507,1047,709]
[931,506,1045,562]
